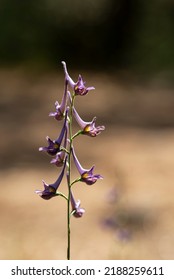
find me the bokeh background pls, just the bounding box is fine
[1,0,174,259]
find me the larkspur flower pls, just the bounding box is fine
[49,79,68,121]
[72,147,103,185]
[35,159,66,200]
[50,124,68,167]
[62,61,95,96]
[67,91,104,137]
[73,106,105,137]
[39,108,68,156]
[70,190,85,218]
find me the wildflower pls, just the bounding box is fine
[72,147,103,185]
[35,159,66,200]
[62,61,95,96]
[73,106,105,137]
[74,75,95,96]
[50,124,68,167]
[39,108,68,156]
[49,80,68,121]
[70,190,85,218]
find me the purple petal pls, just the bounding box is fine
[70,191,85,218]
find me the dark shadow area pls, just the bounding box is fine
[0,0,174,78]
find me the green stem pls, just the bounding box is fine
[70,177,81,187]
[70,209,76,216]
[67,93,75,260]
[56,192,68,201]
[71,130,82,140]
[60,147,70,154]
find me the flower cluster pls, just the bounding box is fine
[35,61,105,220]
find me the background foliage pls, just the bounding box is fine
[0,0,174,75]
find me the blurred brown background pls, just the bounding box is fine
[0,0,174,259]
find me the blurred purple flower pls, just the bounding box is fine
[70,190,85,218]
[106,186,120,204]
[35,160,66,200]
[39,108,68,156]
[73,106,105,137]
[102,217,117,229]
[72,147,103,185]
[117,228,132,241]
[49,80,68,121]
[62,61,95,96]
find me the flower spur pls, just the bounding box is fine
[72,146,103,185]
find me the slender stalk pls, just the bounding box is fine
[72,130,82,140]
[56,192,68,201]
[67,93,75,260]
[70,177,81,187]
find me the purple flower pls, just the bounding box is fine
[39,136,60,156]
[62,61,95,96]
[70,190,85,218]
[73,106,105,137]
[50,150,65,167]
[49,80,68,121]
[35,160,66,200]
[72,147,103,185]
[39,108,68,156]
[50,124,68,167]
[74,75,95,96]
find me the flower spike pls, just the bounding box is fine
[36,61,105,260]
[72,146,103,185]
